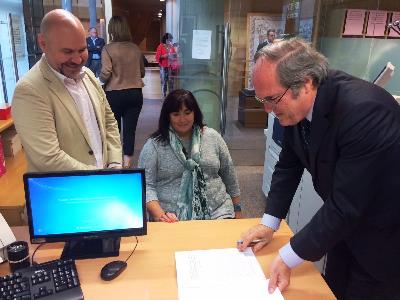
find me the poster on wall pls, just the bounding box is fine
[388,12,400,37]
[342,9,366,36]
[366,10,388,37]
[246,13,284,90]
[192,30,212,60]
[299,18,313,42]
[10,15,24,59]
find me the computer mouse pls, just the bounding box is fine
[100,260,127,281]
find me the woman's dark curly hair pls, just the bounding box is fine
[150,89,205,144]
[161,32,173,44]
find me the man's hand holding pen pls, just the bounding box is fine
[237,224,292,294]
[236,224,274,252]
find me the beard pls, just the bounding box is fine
[60,61,85,79]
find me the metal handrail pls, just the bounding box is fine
[220,22,231,136]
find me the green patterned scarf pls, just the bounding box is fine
[169,125,211,220]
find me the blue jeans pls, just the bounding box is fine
[160,67,173,97]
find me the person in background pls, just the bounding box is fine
[170,42,181,88]
[86,27,105,77]
[238,38,400,300]
[156,33,176,98]
[138,89,241,222]
[257,29,276,52]
[12,9,122,172]
[100,16,145,168]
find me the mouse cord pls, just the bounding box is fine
[124,236,138,263]
[31,243,45,265]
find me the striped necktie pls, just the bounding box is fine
[300,119,311,150]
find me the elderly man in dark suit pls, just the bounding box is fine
[86,27,105,77]
[238,38,400,300]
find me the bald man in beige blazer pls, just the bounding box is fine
[12,9,121,172]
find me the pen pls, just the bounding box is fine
[237,239,266,247]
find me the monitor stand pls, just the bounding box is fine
[61,238,121,260]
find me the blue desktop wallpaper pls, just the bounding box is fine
[27,173,144,236]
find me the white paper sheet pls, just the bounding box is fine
[175,248,284,300]
[192,30,212,59]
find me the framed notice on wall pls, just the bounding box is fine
[342,9,366,36]
[246,13,284,90]
[192,30,211,60]
[299,18,313,42]
[366,10,388,37]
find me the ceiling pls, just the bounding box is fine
[113,0,166,19]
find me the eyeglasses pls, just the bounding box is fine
[255,86,291,105]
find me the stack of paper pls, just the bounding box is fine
[175,248,284,300]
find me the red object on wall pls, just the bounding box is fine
[0,137,6,177]
[0,105,11,120]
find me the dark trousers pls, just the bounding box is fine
[106,88,143,156]
[88,59,101,77]
[324,242,400,300]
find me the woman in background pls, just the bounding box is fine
[138,89,241,222]
[100,16,144,168]
[155,33,176,98]
[170,42,181,88]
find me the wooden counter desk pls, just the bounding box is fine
[1,219,335,300]
[0,118,27,225]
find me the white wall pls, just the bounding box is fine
[166,0,180,42]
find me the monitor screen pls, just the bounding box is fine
[24,169,147,259]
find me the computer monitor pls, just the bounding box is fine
[24,169,147,260]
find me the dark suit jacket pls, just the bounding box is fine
[257,40,271,52]
[86,37,105,66]
[266,70,400,281]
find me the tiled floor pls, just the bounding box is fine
[143,68,162,100]
[136,68,266,218]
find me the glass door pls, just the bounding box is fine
[175,0,226,132]
[175,0,289,134]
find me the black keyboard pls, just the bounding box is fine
[0,259,83,300]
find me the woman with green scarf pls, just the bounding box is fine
[138,89,241,222]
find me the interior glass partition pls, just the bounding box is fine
[176,0,226,131]
[176,0,293,133]
[316,0,400,96]
[0,2,29,105]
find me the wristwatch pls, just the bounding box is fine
[233,203,242,212]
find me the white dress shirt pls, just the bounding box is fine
[91,37,101,60]
[49,64,104,169]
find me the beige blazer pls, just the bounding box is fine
[12,56,122,172]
